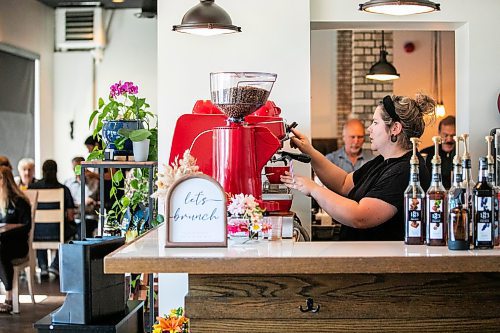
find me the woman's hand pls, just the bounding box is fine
[289,128,314,155]
[280,171,316,197]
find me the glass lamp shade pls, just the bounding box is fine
[435,103,446,117]
[173,0,241,36]
[359,0,440,16]
[366,50,400,81]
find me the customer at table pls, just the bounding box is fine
[14,158,37,190]
[281,94,433,241]
[0,166,31,313]
[325,118,374,173]
[0,156,12,170]
[29,160,77,278]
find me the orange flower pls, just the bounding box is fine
[153,316,184,333]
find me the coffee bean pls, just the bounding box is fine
[212,86,270,120]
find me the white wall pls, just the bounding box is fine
[311,0,500,172]
[53,9,157,181]
[0,0,54,176]
[311,30,338,138]
[157,0,311,312]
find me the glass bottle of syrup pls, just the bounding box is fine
[426,136,447,246]
[473,157,495,249]
[447,136,469,250]
[404,138,426,245]
[485,135,499,246]
[461,134,475,244]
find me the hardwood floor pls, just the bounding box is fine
[0,272,65,333]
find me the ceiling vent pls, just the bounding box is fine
[55,7,106,51]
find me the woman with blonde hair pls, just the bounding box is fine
[15,158,37,190]
[281,94,435,241]
[0,166,31,313]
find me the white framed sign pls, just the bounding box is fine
[165,173,227,247]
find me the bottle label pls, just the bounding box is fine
[476,197,493,242]
[429,199,444,239]
[455,174,463,183]
[411,173,419,182]
[432,173,442,183]
[462,159,471,169]
[407,198,422,237]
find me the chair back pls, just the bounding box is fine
[32,188,65,250]
[11,189,38,313]
[23,189,38,245]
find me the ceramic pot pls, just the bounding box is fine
[133,139,150,162]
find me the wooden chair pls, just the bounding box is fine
[31,188,65,264]
[11,189,38,314]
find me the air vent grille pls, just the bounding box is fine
[65,10,94,41]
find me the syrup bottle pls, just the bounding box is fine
[404,138,426,245]
[485,135,499,246]
[473,157,495,249]
[447,136,469,250]
[426,136,447,246]
[461,134,475,244]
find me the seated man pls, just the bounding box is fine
[64,157,99,239]
[325,119,374,173]
[420,116,456,190]
[29,160,77,278]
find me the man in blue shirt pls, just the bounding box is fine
[325,119,374,173]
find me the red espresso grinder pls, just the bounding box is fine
[169,72,309,234]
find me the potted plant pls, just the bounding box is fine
[88,81,157,161]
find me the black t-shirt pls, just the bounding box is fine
[339,151,430,241]
[0,196,31,255]
[420,145,455,190]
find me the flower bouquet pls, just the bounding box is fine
[227,193,268,240]
[153,307,189,333]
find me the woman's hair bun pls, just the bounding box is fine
[414,93,436,118]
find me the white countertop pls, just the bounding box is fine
[104,223,500,275]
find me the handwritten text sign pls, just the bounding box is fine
[165,174,227,247]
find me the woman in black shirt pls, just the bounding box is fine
[281,94,434,241]
[0,166,31,313]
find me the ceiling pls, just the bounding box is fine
[36,0,155,10]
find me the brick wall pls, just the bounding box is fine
[337,30,395,146]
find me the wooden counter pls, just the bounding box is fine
[105,225,500,332]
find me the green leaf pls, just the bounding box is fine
[118,128,133,138]
[110,186,116,197]
[121,196,131,207]
[98,97,105,109]
[87,150,103,161]
[129,129,152,142]
[74,164,82,176]
[112,170,123,183]
[130,179,139,190]
[89,110,99,128]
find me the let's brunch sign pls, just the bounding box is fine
[165,174,227,248]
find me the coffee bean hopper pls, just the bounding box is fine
[169,72,306,237]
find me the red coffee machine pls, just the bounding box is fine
[169,72,286,201]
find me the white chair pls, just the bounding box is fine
[32,188,65,252]
[11,189,38,314]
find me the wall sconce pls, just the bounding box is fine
[173,0,241,36]
[366,31,400,81]
[359,0,440,16]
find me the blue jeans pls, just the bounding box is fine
[36,250,58,271]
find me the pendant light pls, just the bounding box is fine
[433,31,446,118]
[359,0,440,16]
[173,0,241,36]
[366,31,400,81]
